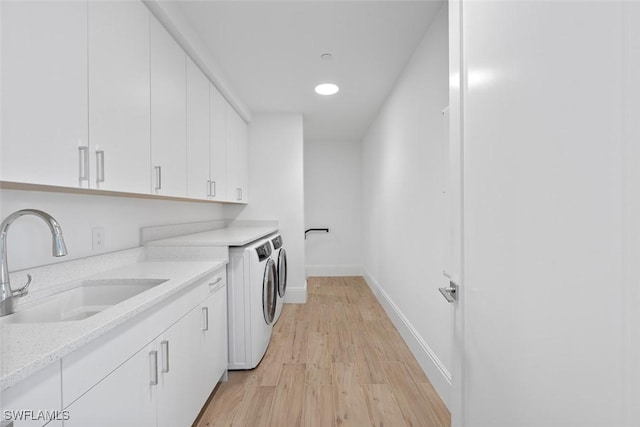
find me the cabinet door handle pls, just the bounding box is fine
[201,307,209,331]
[155,166,162,191]
[210,180,216,197]
[236,187,242,201]
[160,340,169,373]
[78,146,89,183]
[96,150,105,184]
[209,276,223,292]
[149,350,158,385]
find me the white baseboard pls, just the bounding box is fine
[305,264,362,277]
[284,280,307,303]
[363,269,451,410]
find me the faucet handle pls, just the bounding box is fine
[12,274,32,298]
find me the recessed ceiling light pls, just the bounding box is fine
[315,83,339,96]
[321,53,333,61]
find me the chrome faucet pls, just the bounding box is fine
[0,209,68,316]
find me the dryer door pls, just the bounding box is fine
[262,258,277,324]
[277,248,287,298]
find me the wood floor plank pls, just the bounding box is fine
[352,330,387,384]
[333,383,372,426]
[302,384,336,427]
[195,277,450,427]
[268,363,306,427]
[361,383,410,427]
[230,386,275,427]
[416,382,451,427]
[306,331,332,385]
[382,361,442,427]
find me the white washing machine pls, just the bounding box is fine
[270,233,287,324]
[227,237,278,370]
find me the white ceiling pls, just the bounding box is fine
[175,1,444,141]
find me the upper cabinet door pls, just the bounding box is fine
[225,106,249,203]
[88,1,151,194]
[0,1,88,188]
[150,17,187,198]
[186,58,210,200]
[209,85,227,201]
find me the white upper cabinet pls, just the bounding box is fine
[150,17,187,198]
[186,58,210,200]
[209,85,228,201]
[225,105,249,203]
[1,0,249,204]
[0,1,88,188]
[88,1,151,194]
[185,61,228,202]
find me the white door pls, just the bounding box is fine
[0,0,88,188]
[150,16,187,198]
[64,342,157,427]
[452,1,637,426]
[88,1,150,193]
[447,1,464,425]
[209,85,227,201]
[157,305,201,427]
[186,58,210,200]
[225,105,248,202]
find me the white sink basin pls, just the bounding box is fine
[4,278,168,324]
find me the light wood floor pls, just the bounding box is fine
[195,276,450,427]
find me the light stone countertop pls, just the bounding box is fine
[145,224,278,247]
[0,259,226,391]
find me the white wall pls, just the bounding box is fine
[0,189,225,272]
[304,139,361,277]
[362,4,451,405]
[228,113,306,303]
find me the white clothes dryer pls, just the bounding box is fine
[270,234,287,324]
[227,237,278,370]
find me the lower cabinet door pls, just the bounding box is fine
[156,306,201,427]
[200,284,228,402]
[64,343,157,427]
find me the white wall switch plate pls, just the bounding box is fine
[92,227,105,251]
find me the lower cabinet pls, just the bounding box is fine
[64,342,157,426]
[61,270,227,426]
[0,363,63,427]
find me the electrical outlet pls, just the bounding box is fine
[92,227,105,251]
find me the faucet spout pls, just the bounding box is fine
[0,209,68,316]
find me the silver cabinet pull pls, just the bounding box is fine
[210,180,216,197]
[78,146,89,182]
[96,150,105,184]
[236,187,242,201]
[201,307,209,331]
[439,281,458,303]
[160,340,169,373]
[154,166,162,191]
[149,350,158,385]
[209,276,223,292]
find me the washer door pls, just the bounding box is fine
[263,258,277,324]
[277,248,287,298]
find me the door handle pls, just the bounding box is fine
[154,166,162,192]
[201,307,209,331]
[96,150,105,184]
[160,340,169,373]
[439,281,458,303]
[149,350,158,385]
